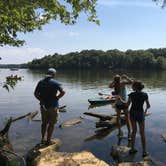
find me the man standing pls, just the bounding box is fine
[34,68,65,145]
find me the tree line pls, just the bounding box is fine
[27,48,166,70]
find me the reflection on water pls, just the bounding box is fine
[0,69,166,164]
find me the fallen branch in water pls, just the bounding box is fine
[12,111,38,122]
[0,111,38,136]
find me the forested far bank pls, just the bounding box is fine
[27,48,166,70]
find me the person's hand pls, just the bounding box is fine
[144,108,148,115]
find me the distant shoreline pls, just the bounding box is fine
[0,64,28,69]
[2,48,166,70]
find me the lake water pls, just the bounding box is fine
[0,69,166,165]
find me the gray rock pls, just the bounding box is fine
[111,145,159,166]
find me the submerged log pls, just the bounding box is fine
[96,116,126,128]
[84,112,114,121]
[26,139,108,166]
[59,118,82,128]
[85,127,118,142]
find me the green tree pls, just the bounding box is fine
[0,0,165,47]
[0,0,98,47]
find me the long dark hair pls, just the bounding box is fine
[114,75,121,95]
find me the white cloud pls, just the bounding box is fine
[68,31,80,37]
[98,0,158,8]
[0,47,48,64]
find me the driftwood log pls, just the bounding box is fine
[59,118,82,128]
[84,112,151,129]
[0,111,38,166]
[83,112,114,121]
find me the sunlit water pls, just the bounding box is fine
[0,69,166,165]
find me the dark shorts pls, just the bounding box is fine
[130,111,145,122]
[116,104,128,110]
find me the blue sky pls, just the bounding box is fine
[1,0,166,64]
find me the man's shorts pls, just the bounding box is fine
[40,106,59,124]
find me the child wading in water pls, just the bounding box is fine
[119,81,150,157]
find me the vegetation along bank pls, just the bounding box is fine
[27,48,166,70]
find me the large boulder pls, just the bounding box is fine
[26,139,108,166]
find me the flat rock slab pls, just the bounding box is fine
[26,138,108,166]
[26,139,62,165]
[36,151,108,166]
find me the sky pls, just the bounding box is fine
[1,0,166,64]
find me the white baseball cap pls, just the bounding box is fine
[46,68,56,77]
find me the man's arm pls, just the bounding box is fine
[34,83,42,101]
[56,88,65,100]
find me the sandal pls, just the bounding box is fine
[129,149,138,154]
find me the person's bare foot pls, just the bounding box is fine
[142,152,149,158]
[45,140,54,146]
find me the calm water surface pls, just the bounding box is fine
[0,69,166,165]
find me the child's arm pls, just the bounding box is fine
[144,99,150,114]
[118,95,131,107]
[122,74,133,84]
